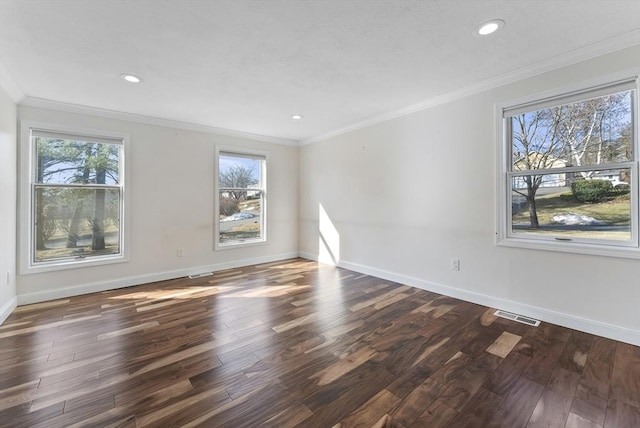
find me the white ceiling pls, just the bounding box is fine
[1,0,639,143]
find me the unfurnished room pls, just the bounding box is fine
[0,1,639,427]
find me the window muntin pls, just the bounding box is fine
[500,79,638,253]
[31,130,124,264]
[217,151,266,246]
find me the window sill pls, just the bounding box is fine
[21,253,128,275]
[497,237,640,259]
[215,239,267,251]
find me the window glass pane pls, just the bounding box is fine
[511,169,632,241]
[34,187,121,262]
[219,154,262,189]
[219,191,262,243]
[511,90,633,169]
[36,137,120,185]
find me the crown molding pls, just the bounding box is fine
[301,30,640,146]
[19,97,299,146]
[11,31,640,147]
[0,61,25,103]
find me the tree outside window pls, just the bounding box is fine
[217,151,266,246]
[32,130,123,263]
[501,80,638,249]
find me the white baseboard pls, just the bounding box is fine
[298,253,640,347]
[0,296,18,325]
[17,252,300,306]
[298,251,321,263]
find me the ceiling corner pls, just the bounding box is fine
[0,61,25,103]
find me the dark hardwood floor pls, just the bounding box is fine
[1,258,638,427]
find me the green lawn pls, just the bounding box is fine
[512,191,631,241]
[513,191,631,226]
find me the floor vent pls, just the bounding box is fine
[494,310,540,327]
[188,272,213,279]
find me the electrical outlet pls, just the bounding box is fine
[177,248,184,257]
[450,259,460,271]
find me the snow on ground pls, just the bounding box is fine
[552,213,605,226]
[221,212,257,222]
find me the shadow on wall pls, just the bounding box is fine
[319,203,340,265]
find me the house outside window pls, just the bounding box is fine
[497,77,639,257]
[20,123,127,272]
[215,149,267,248]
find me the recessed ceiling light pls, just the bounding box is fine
[291,114,303,120]
[477,19,505,36]
[120,74,142,83]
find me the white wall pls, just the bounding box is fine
[16,106,299,303]
[0,84,17,323]
[299,45,640,346]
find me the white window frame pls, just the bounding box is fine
[214,147,268,250]
[496,73,640,259]
[19,121,130,274]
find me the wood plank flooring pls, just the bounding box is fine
[1,258,639,427]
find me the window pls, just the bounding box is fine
[21,124,126,272]
[497,78,639,257]
[216,149,266,247]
